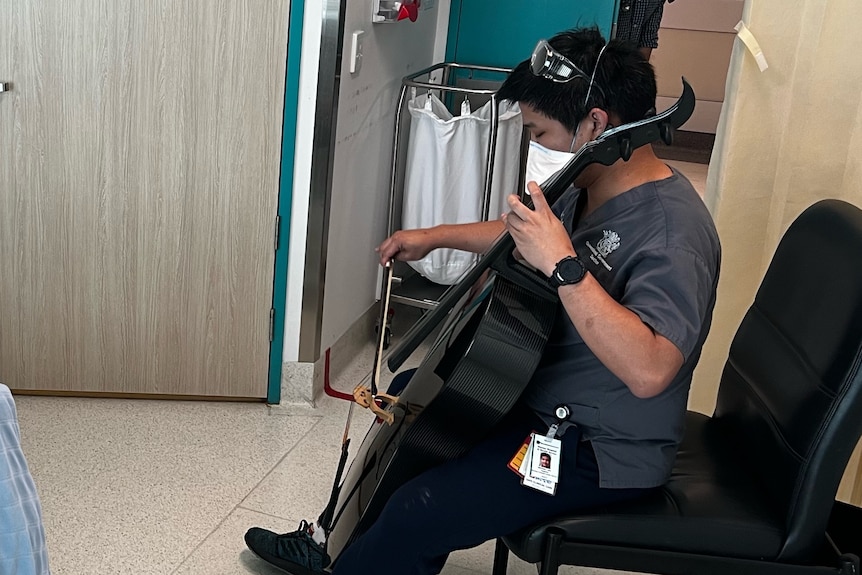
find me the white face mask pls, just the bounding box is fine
[524,140,576,194]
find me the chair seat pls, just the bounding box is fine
[503,412,785,563]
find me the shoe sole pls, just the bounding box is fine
[246,545,330,575]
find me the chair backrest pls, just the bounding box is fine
[714,199,862,561]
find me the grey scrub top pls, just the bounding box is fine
[523,168,721,489]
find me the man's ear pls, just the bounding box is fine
[586,108,611,139]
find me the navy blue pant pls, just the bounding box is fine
[330,371,650,575]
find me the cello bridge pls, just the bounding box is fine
[352,385,398,425]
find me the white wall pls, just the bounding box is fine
[319,0,448,352]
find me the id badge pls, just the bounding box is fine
[529,435,562,483]
[519,434,564,495]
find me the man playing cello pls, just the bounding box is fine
[246,27,720,575]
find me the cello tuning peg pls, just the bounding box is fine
[660,122,674,146]
[620,137,633,161]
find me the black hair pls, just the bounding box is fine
[497,27,657,132]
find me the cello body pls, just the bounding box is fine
[325,272,558,560]
[322,80,697,565]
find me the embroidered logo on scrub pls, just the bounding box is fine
[585,230,621,271]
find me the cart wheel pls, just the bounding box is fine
[374,324,393,349]
[375,307,395,348]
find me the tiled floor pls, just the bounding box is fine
[15,354,563,575]
[10,159,706,575]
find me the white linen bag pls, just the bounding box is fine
[402,92,521,284]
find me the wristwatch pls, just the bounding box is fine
[547,255,587,288]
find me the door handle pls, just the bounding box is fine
[0,82,11,93]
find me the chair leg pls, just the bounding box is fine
[492,538,509,575]
[539,529,563,575]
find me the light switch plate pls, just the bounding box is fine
[350,30,364,74]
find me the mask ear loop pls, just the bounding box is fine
[568,124,581,153]
[570,45,607,153]
[584,44,607,108]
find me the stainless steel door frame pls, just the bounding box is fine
[297,0,347,363]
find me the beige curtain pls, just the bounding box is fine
[691,0,862,503]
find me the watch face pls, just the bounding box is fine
[556,257,586,284]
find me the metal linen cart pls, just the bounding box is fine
[378,62,527,345]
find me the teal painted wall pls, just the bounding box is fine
[445,1,616,68]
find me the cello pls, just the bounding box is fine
[321,79,697,566]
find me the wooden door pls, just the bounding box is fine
[0,0,289,397]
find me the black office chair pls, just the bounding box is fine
[493,199,862,575]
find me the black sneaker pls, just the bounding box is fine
[245,520,331,575]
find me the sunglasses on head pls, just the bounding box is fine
[529,39,606,104]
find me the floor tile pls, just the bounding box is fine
[444,538,618,575]
[174,507,303,575]
[14,396,317,575]
[241,399,375,525]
